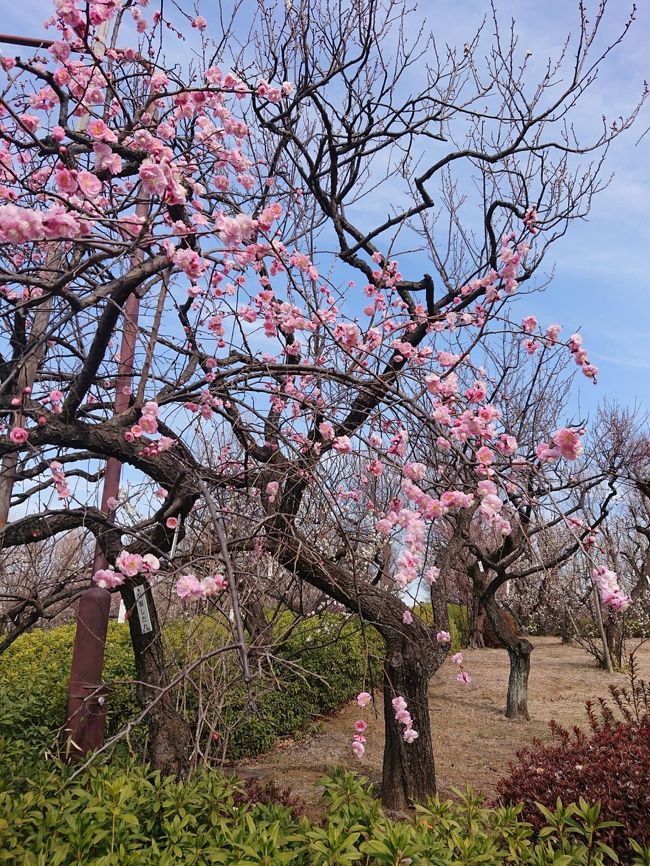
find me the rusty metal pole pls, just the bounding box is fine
[63,212,144,758]
[63,587,111,757]
[0,33,54,50]
[62,287,139,757]
[92,287,141,573]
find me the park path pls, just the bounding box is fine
[232,638,650,810]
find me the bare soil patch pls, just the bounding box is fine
[232,637,650,810]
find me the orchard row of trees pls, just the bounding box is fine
[0,0,648,809]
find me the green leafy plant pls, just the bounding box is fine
[0,754,648,866]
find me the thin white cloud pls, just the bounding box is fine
[592,353,650,371]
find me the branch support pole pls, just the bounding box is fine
[63,587,111,758]
[63,183,145,756]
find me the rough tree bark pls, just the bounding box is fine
[471,604,487,648]
[120,581,192,774]
[592,586,614,673]
[381,636,437,811]
[604,616,624,672]
[504,640,533,720]
[483,593,533,720]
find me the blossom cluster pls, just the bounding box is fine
[49,461,71,500]
[0,204,92,244]
[352,691,371,758]
[591,566,630,611]
[124,402,175,456]
[92,549,160,589]
[536,427,584,463]
[568,333,598,382]
[9,427,29,445]
[175,573,227,600]
[392,696,419,743]
[459,232,529,301]
[451,652,471,684]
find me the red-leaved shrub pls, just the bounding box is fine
[495,654,650,859]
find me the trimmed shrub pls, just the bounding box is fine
[496,661,650,860]
[0,613,383,761]
[0,622,138,747]
[222,614,384,758]
[448,602,470,648]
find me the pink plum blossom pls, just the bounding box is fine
[592,565,630,611]
[546,323,561,343]
[139,159,168,196]
[76,170,102,197]
[115,550,143,577]
[552,427,583,461]
[476,445,494,465]
[332,435,352,453]
[403,727,419,743]
[141,554,160,573]
[92,568,124,589]
[201,575,227,596]
[403,461,426,481]
[9,427,28,445]
[176,574,204,600]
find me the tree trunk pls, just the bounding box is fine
[559,611,574,645]
[471,605,487,648]
[120,582,192,775]
[267,519,442,809]
[430,574,450,634]
[380,639,436,811]
[604,617,624,672]
[593,587,614,673]
[505,640,533,720]
[483,592,533,720]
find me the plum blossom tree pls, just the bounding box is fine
[0,0,644,806]
[392,334,626,720]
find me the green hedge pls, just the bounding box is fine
[0,614,383,761]
[204,614,384,759]
[412,603,469,651]
[0,740,647,866]
[0,622,138,743]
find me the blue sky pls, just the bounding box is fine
[434,0,650,418]
[2,0,648,422]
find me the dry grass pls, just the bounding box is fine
[232,637,650,809]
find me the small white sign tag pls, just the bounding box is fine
[134,584,153,634]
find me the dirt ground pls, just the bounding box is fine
[232,637,650,808]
